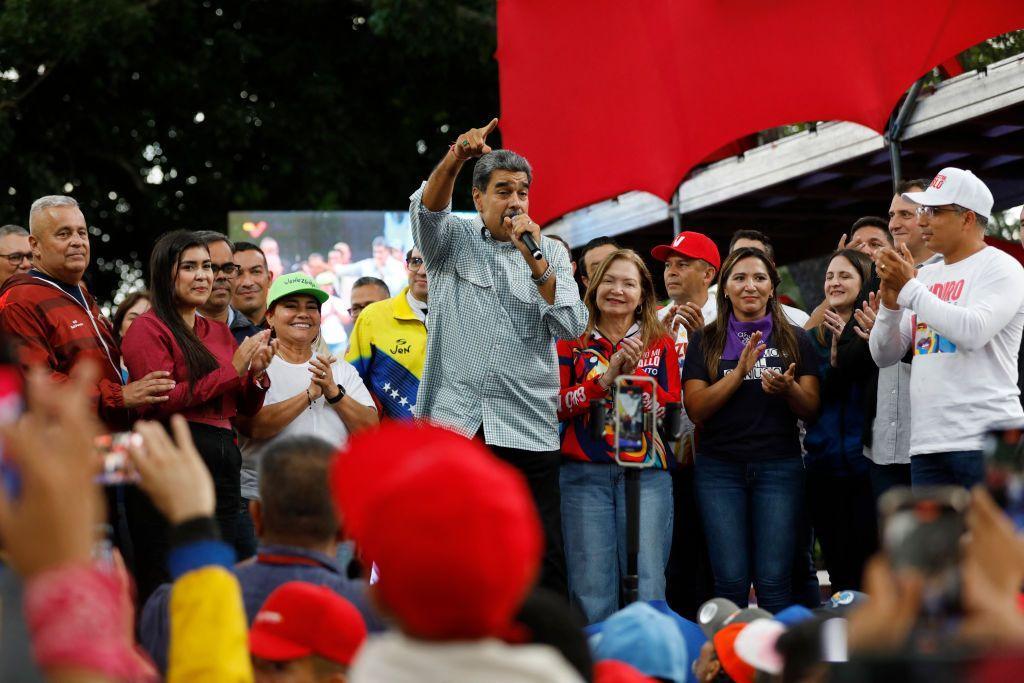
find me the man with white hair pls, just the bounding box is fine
[871,169,1024,488]
[0,195,174,429]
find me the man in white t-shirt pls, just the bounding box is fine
[870,167,1024,488]
[650,230,720,616]
[652,231,721,464]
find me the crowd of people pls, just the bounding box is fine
[0,116,1022,682]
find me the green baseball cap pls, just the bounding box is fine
[266,272,330,310]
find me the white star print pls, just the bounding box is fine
[390,390,400,399]
[382,382,391,391]
[399,397,409,406]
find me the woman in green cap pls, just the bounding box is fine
[236,271,379,510]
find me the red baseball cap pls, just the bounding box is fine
[593,659,658,682]
[330,422,543,640]
[651,231,721,269]
[713,623,757,683]
[249,582,367,666]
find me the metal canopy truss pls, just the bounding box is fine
[546,53,1024,264]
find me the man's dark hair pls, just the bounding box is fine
[851,216,893,244]
[728,229,774,260]
[352,276,390,297]
[969,209,989,229]
[578,236,621,278]
[548,234,573,259]
[548,234,570,250]
[514,588,593,682]
[259,435,339,543]
[234,241,268,267]
[193,229,234,253]
[896,178,929,195]
[472,149,533,193]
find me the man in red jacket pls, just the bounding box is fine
[0,195,174,430]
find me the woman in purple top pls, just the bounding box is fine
[682,247,821,613]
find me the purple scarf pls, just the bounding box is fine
[722,312,773,361]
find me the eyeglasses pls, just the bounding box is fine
[211,263,240,276]
[916,205,965,218]
[0,252,31,266]
[406,257,425,271]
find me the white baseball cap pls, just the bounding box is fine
[902,167,994,220]
[733,618,786,675]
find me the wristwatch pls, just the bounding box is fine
[532,263,554,285]
[326,384,346,404]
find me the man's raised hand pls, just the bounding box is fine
[122,370,176,409]
[672,302,705,335]
[853,292,879,340]
[452,118,499,160]
[506,213,542,257]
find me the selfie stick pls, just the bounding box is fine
[591,375,682,606]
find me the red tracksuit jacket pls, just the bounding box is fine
[0,272,128,430]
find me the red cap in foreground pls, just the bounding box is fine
[249,582,367,666]
[330,422,543,640]
[593,659,658,682]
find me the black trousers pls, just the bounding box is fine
[126,422,241,605]
[486,439,568,598]
[806,469,878,593]
[664,466,715,620]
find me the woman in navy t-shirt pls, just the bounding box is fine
[682,247,820,613]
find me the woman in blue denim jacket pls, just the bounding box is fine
[803,248,877,593]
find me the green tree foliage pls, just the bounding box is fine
[0,0,499,304]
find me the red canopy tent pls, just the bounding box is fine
[496,1,1024,226]
[986,236,1024,265]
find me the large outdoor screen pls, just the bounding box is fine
[227,209,475,352]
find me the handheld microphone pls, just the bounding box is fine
[507,209,543,260]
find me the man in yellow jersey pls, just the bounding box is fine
[345,247,427,419]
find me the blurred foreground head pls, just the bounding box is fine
[330,422,542,640]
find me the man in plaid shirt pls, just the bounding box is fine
[410,118,588,595]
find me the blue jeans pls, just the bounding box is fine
[695,455,805,614]
[560,461,673,623]
[869,461,912,500]
[911,451,983,489]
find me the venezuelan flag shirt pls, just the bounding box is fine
[345,287,427,419]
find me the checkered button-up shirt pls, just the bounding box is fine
[410,183,588,451]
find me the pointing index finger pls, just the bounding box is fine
[482,117,499,138]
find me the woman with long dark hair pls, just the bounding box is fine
[557,248,680,622]
[803,248,877,592]
[122,230,273,600]
[682,247,820,613]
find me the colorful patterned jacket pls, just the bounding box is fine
[557,325,680,468]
